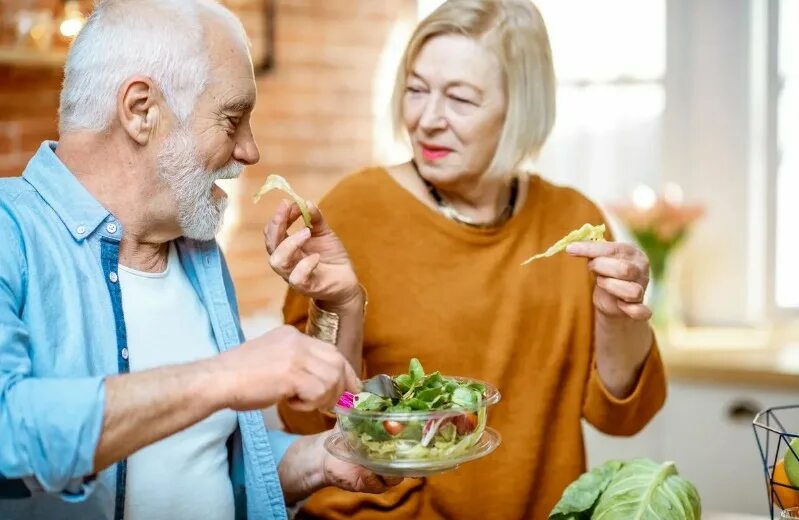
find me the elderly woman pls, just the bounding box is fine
[265,0,666,518]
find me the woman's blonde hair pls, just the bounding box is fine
[392,0,556,177]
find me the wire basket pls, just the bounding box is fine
[754,405,799,518]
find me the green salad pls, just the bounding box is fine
[337,359,489,461]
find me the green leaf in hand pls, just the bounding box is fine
[252,174,313,228]
[521,223,605,266]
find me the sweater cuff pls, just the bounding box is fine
[583,335,667,435]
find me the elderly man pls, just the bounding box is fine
[0,1,394,519]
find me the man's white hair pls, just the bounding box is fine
[59,0,248,133]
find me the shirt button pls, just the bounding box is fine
[76,225,86,235]
[106,223,118,234]
[121,347,129,360]
[109,272,118,283]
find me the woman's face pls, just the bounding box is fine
[403,33,507,187]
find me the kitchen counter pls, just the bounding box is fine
[658,326,799,389]
[704,514,770,520]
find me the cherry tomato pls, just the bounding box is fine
[383,420,406,435]
[452,412,478,435]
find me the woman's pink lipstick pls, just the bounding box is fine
[421,144,452,161]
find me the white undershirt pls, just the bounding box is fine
[119,243,237,520]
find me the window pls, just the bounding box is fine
[774,0,799,308]
[533,0,666,204]
[412,0,667,204]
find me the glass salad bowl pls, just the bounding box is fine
[324,359,502,477]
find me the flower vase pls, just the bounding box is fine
[648,271,670,332]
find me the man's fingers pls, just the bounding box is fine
[290,372,329,411]
[341,360,362,394]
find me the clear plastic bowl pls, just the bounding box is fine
[332,379,501,463]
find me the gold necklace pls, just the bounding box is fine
[412,160,518,228]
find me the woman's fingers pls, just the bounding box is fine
[265,199,292,254]
[596,276,645,304]
[269,227,311,275]
[288,253,321,288]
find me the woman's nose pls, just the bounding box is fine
[418,96,447,132]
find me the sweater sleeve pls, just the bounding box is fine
[579,199,667,436]
[582,335,667,436]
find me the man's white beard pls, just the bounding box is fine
[158,127,243,241]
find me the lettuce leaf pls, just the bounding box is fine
[592,460,701,520]
[521,223,606,266]
[252,174,313,228]
[354,358,486,413]
[346,359,489,461]
[548,459,701,520]
[549,460,622,520]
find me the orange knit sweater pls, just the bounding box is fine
[279,167,667,520]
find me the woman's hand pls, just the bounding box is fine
[567,240,654,398]
[566,241,652,321]
[265,199,361,308]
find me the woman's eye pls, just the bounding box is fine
[406,86,425,94]
[450,95,474,105]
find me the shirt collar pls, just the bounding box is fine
[23,141,112,242]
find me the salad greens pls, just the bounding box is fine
[549,459,701,520]
[252,174,313,228]
[521,223,605,266]
[354,358,486,413]
[339,359,489,461]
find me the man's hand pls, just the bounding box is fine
[94,326,360,472]
[214,325,361,412]
[279,430,403,505]
[321,447,403,494]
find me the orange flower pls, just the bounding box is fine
[610,197,703,245]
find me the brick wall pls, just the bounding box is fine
[0,67,62,178]
[226,0,415,317]
[0,0,416,317]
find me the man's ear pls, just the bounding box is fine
[117,76,162,146]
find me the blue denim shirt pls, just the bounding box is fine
[0,142,297,520]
